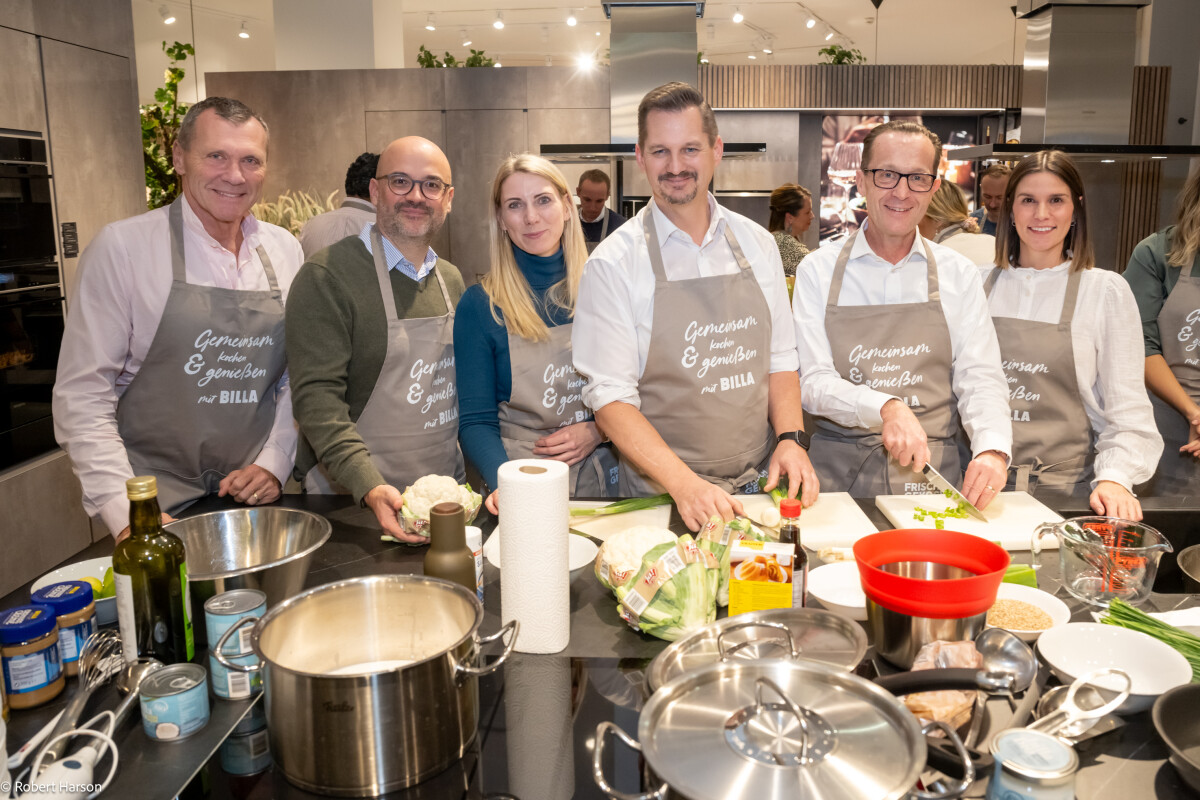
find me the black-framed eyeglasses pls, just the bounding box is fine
[861,168,937,193]
[376,172,452,201]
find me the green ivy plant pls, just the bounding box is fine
[140,41,194,210]
[817,44,867,65]
[417,44,495,68]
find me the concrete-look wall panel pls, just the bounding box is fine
[526,67,609,110]
[0,0,35,34]
[41,39,144,295]
[206,70,368,201]
[365,110,451,259]
[32,0,134,58]
[445,67,528,111]
[362,69,446,112]
[713,110,799,194]
[0,26,46,133]
[445,109,527,283]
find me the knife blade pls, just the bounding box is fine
[921,462,988,523]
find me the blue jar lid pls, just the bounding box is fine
[0,604,57,644]
[32,581,94,615]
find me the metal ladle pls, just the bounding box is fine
[964,628,1038,748]
[112,658,166,727]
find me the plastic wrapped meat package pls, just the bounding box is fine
[902,640,983,732]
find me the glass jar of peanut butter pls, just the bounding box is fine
[0,604,65,709]
[32,581,96,678]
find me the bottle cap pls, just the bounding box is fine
[31,581,94,615]
[126,475,158,500]
[0,605,57,645]
[780,499,803,517]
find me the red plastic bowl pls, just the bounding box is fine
[853,529,1009,618]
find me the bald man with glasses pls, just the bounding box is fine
[286,136,466,541]
[792,121,1011,505]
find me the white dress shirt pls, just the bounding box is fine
[793,226,1012,458]
[53,196,303,534]
[938,229,998,268]
[982,261,1162,490]
[573,195,799,412]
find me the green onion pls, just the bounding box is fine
[569,493,672,518]
[912,500,970,526]
[756,476,789,507]
[1003,564,1038,588]
[1100,598,1200,682]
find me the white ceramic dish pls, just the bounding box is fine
[1036,622,1191,713]
[807,561,867,621]
[987,583,1071,642]
[483,532,598,574]
[32,556,116,625]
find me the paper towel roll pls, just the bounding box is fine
[498,458,571,653]
[505,654,574,800]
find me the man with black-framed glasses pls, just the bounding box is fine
[286,136,467,541]
[792,120,1011,506]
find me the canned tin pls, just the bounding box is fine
[140,663,210,741]
[220,727,272,776]
[232,700,267,735]
[209,652,262,700]
[988,728,1078,800]
[204,590,266,656]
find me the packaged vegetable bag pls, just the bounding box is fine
[612,534,717,642]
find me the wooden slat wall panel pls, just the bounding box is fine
[1117,66,1171,271]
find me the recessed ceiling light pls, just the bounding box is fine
[160,5,176,24]
[238,21,250,39]
[595,30,600,36]
[1101,158,1116,163]
[493,12,504,29]
[425,14,436,31]
[1151,155,1168,160]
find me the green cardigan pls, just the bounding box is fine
[285,235,466,501]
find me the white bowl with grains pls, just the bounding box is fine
[985,583,1071,642]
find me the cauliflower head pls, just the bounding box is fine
[400,474,482,525]
[594,525,678,590]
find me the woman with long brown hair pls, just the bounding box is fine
[983,150,1159,518]
[767,183,814,277]
[453,154,617,513]
[1124,165,1200,495]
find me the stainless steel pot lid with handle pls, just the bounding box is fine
[595,659,973,800]
[646,608,868,692]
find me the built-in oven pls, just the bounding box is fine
[0,136,57,269]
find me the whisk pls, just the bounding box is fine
[34,628,124,774]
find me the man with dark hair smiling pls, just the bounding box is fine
[299,151,380,258]
[792,120,1011,505]
[572,82,817,531]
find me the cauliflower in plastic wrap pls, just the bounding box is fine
[594,526,678,591]
[399,474,482,537]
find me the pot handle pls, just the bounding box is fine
[874,668,988,696]
[591,721,668,800]
[455,619,519,678]
[716,620,799,662]
[212,616,261,673]
[910,720,976,800]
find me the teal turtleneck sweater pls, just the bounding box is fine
[452,246,577,491]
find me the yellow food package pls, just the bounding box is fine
[728,541,798,616]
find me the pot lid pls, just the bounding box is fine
[638,660,926,800]
[647,608,868,691]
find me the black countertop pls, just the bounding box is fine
[3,492,1199,800]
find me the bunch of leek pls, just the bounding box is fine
[1100,598,1200,682]
[570,493,672,519]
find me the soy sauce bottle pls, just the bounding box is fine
[779,499,807,608]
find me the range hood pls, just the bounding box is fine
[541,0,764,161]
[958,0,1200,162]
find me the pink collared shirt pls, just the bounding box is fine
[53,195,304,535]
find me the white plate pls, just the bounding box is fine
[987,583,1071,642]
[807,561,867,621]
[1036,622,1191,713]
[32,556,117,625]
[483,532,598,573]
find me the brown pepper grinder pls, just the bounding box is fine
[424,502,476,591]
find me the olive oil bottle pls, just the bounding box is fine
[113,476,194,664]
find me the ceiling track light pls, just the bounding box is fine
[732,7,744,23]
[824,27,834,41]
[567,11,577,26]
[545,55,553,66]
[460,29,471,46]
[493,11,504,29]
[747,52,756,59]
[159,4,176,24]
[425,14,436,31]
[238,21,250,38]
[806,17,816,28]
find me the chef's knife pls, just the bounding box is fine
[920,462,988,523]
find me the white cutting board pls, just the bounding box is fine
[740,492,879,549]
[874,490,1061,551]
[568,501,673,542]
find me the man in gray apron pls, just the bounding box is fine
[572,83,818,532]
[286,137,466,542]
[577,169,627,254]
[53,98,302,539]
[792,121,1011,506]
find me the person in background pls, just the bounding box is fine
[573,82,818,532]
[970,163,1011,236]
[1124,165,1200,496]
[455,155,619,514]
[983,151,1159,519]
[286,136,466,541]
[53,97,302,539]
[919,180,996,267]
[298,152,379,258]
[793,120,1011,504]
[576,168,627,252]
[767,183,814,278]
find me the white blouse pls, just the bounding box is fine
[981,261,1162,490]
